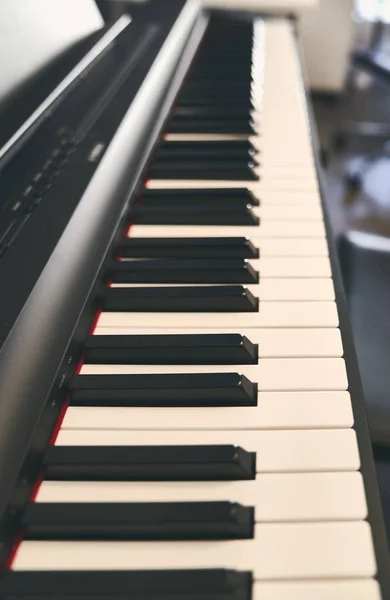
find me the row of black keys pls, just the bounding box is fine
[149,140,257,180]
[149,141,257,180]
[0,569,251,600]
[71,372,257,406]
[85,333,258,364]
[130,186,260,224]
[0,18,257,600]
[22,502,253,540]
[21,445,256,540]
[111,263,259,284]
[102,285,258,311]
[168,19,254,136]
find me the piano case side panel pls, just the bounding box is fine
[0,0,208,568]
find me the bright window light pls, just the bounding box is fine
[355,0,390,22]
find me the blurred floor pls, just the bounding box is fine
[312,74,390,237]
[312,75,390,545]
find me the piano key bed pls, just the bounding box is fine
[0,8,389,600]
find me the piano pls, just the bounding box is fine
[0,0,389,597]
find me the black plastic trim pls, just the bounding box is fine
[0,0,207,567]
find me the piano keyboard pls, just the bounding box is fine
[1,11,386,600]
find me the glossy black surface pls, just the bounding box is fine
[71,372,258,407]
[139,187,259,206]
[84,333,259,364]
[148,160,257,180]
[121,237,259,258]
[44,444,256,480]
[131,204,259,224]
[0,569,253,600]
[23,501,254,540]
[101,285,258,312]
[112,258,259,284]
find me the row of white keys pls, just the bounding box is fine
[146,171,319,192]
[231,238,328,256]
[129,222,326,237]
[250,205,322,220]
[13,522,376,578]
[253,580,381,600]
[97,303,338,328]
[37,472,367,520]
[63,391,354,430]
[146,173,321,204]
[86,328,350,429]
[55,428,360,473]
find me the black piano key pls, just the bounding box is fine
[178,95,253,108]
[84,333,259,365]
[181,80,252,92]
[71,373,258,407]
[101,286,258,313]
[157,140,256,160]
[190,66,252,76]
[120,238,259,259]
[172,107,252,119]
[156,148,255,161]
[178,96,253,109]
[0,569,252,600]
[130,205,259,225]
[23,501,254,540]
[189,69,253,81]
[44,444,256,481]
[111,259,259,284]
[148,162,257,181]
[178,88,251,102]
[140,187,259,207]
[167,118,255,135]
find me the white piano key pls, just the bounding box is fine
[97,302,339,328]
[147,179,319,193]
[118,257,331,278]
[13,522,376,578]
[256,166,316,179]
[253,580,381,600]
[255,143,315,156]
[253,238,328,257]
[256,190,321,206]
[36,471,367,521]
[258,178,318,192]
[254,279,334,300]
[248,257,331,277]
[93,327,343,358]
[129,222,326,238]
[257,158,315,169]
[253,205,322,221]
[163,134,250,142]
[80,358,348,391]
[56,429,360,473]
[63,390,354,430]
